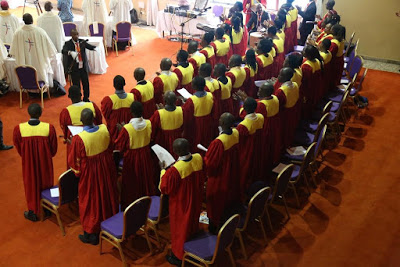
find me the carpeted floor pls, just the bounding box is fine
[1,17,400,266]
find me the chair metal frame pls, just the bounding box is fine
[147,194,168,245]
[344,31,355,56]
[99,196,153,267]
[235,187,271,259]
[62,22,77,37]
[15,65,50,109]
[182,214,240,267]
[328,91,349,143]
[88,22,108,56]
[112,21,133,57]
[345,39,359,74]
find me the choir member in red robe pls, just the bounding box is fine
[317,0,337,30]
[214,63,234,114]
[13,104,58,221]
[68,109,119,245]
[231,16,248,56]
[287,1,298,48]
[256,38,274,80]
[115,102,156,210]
[211,27,232,66]
[131,68,156,119]
[200,32,216,69]
[319,39,333,95]
[315,22,333,46]
[283,53,304,89]
[182,76,216,152]
[329,24,346,87]
[150,92,184,158]
[267,26,285,76]
[277,8,291,54]
[187,41,206,77]
[274,68,300,148]
[200,63,221,118]
[237,98,264,196]
[101,75,135,141]
[173,50,195,94]
[59,86,102,168]
[160,138,205,265]
[205,113,241,230]
[153,58,179,104]
[243,48,259,98]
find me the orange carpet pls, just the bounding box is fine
[1,25,400,266]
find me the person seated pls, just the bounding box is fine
[199,63,221,118]
[174,50,195,93]
[0,1,21,44]
[256,38,274,80]
[214,63,233,114]
[187,41,206,77]
[153,58,179,104]
[130,68,156,119]
[246,4,270,34]
[200,32,216,69]
[243,49,259,98]
[211,27,232,66]
[231,15,248,56]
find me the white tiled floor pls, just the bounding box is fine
[363,59,400,73]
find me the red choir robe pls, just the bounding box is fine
[159,154,205,260]
[320,50,333,95]
[173,62,195,94]
[205,77,222,118]
[150,107,184,159]
[283,13,293,53]
[13,121,58,215]
[182,92,216,152]
[256,52,274,80]
[153,71,179,104]
[200,45,217,70]
[205,129,241,225]
[101,93,135,141]
[316,33,333,46]
[269,44,280,77]
[292,67,303,88]
[237,113,264,195]
[244,64,258,98]
[273,36,285,76]
[68,124,119,233]
[274,81,300,148]
[317,9,337,29]
[211,39,232,66]
[231,27,248,57]
[226,66,250,117]
[329,39,345,86]
[59,101,102,167]
[188,51,206,77]
[115,119,156,210]
[131,81,156,119]
[289,8,298,47]
[301,59,323,118]
[219,76,234,114]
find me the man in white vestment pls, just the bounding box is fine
[0,1,20,44]
[9,13,57,85]
[82,0,108,32]
[37,1,65,53]
[0,38,7,79]
[109,0,132,31]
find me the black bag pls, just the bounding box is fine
[51,79,66,97]
[0,80,9,96]
[130,9,139,23]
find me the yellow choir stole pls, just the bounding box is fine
[78,124,110,157]
[229,67,246,88]
[217,129,239,151]
[257,53,274,68]
[158,72,179,93]
[109,93,134,110]
[206,79,220,93]
[191,53,206,68]
[303,59,322,74]
[281,82,299,108]
[124,120,151,149]
[220,77,232,100]
[232,28,243,45]
[191,92,214,117]
[19,122,50,137]
[135,81,154,102]
[214,40,230,56]
[259,95,279,117]
[173,153,203,179]
[292,68,303,87]
[331,39,345,57]
[67,102,96,126]
[159,107,183,130]
[239,113,264,134]
[202,46,215,59]
[273,37,284,54]
[176,64,194,85]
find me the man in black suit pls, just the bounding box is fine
[297,0,316,45]
[247,4,270,34]
[62,29,96,102]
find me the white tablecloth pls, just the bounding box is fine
[7,0,24,9]
[5,53,66,92]
[155,10,221,37]
[65,36,108,74]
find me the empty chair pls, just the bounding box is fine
[40,169,79,236]
[342,55,363,84]
[15,65,50,108]
[63,22,77,36]
[293,113,329,147]
[99,196,153,266]
[328,91,349,142]
[212,5,224,17]
[182,214,240,267]
[343,31,355,58]
[300,101,332,133]
[344,39,359,72]
[147,194,168,245]
[112,21,132,56]
[89,23,108,56]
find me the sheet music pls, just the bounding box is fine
[50,188,59,198]
[272,163,288,174]
[67,126,84,136]
[286,146,307,156]
[255,80,267,87]
[177,88,192,99]
[151,144,175,168]
[197,144,208,152]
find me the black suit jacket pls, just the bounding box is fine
[62,38,96,74]
[247,11,270,32]
[298,1,316,23]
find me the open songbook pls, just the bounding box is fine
[151,144,175,168]
[67,126,84,136]
[286,146,307,156]
[177,88,192,99]
[255,80,267,87]
[197,144,208,152]
[272,163,288,174]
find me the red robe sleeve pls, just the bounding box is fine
[173,68,183,89]
[204,139,224,177]
[188,58,199,77]
[101,96,113,121]
[256,102,268,118]
[150,110,161,142]
[114,127,130,153]
[182,98,195,142]
[49,124,58,157]
[59,108,72,142]
[129,89,142,102]
[329,42,339,57]
[199,50,208,59]
[274,89,287,109]
[236,124,250,137]
[226,72,236,86]
[67,135,86,176]
[13,125,22,156]
[159,167,181,195]
[153,76,164,104]
[210,43,217,53]
[92,102,103,125]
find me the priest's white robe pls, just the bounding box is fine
[82,0,108,32]
[9,25,57,85]
[0,10,20,44]
[0,38,7,79]
[37,11,65,53]
[110,0,133,31]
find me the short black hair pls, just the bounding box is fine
[192,76,206,91]
[199,63,212,78]
[130,101,143,117]
[68,85,81,98]
[203,32,215,44]
[113,75,125,90]
[268,26,277,36]
[257,38,272,54]
[177,49,189,62]
[229,54,243,68]
[28,103,42,118]
[134,67,145,81]
[214,63,227,77]
[215,27,224,39]
[321,39,332,50]
[243,97,257,114]
[274,19,284,30]
[22,13,33,25]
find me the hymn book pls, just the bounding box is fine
[286,146,307,156]
[151,144,175,168]
[177,88,192,99]
[272,163,288,174]
[67,126,84,136]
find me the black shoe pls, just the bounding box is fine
[89,233,99,245]
[79,232,99,245]
[24,210,38,222]
[166,253,182,266]
[44,208,52,218]
[0,144,13,151]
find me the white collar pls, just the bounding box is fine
[178,153,192,161]
[282,81,293,88]
[129,117,146,130]
[161,70,172,75]
[71,101,86,106]
[245,113,257,120]
[204,76,213,82]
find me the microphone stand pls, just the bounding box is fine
[179,7,210,50]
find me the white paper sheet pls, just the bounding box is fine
[344,62,347,69]
[255,80,267,87]
[340,78,349,84]
[197,144,208,152]
[177,88,192,99]
[199,211,209,224]
[286,146,307,156]
[272,163,288,174]
[337,84,346,90]
[50,188,59,198]
[151,144,175,168]
[93,21,99,35]
[67,126,84,136]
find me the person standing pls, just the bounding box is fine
[13,104,58,221]
[297,0,316,45]
[62,29,97,102]
[82,0,108,34]
[0,1,20,44]
[0,118,13,151]
[57,0,74,23]
[68,108,119,245]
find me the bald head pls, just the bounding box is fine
[71,28,79,41]
[219,113,235,131]
[187,41,199,54]
[160,58,172,71]
[44,1,52,11]
[134,67,145,81]
[173,138,190,157]
[23,13,33,25]
[164,91,176,106]
[258,82,274,98]
[80,108,94,126]
[278,67,294,83]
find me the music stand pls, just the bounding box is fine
[23,0,43,17]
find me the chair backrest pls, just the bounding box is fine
[270,13,276,21]
[297,143,316,180]
[63,22,77,37]
[356,68,368,92]
[58,169,79,205]
[337,90,350,116]
[241,187,271,230]
[314,125,327,161]
[123,196,151,240]
[348,55,363,80]
[344,31,355,55]
[214,214,240,260]
[4,43,10,51]
[271,164,294,201]
[116,21,131,39]
[89,23,105,37]
[313,113,329,143]
[15,66,40,90]
[322,101,333,115]
[213,5,224,17]
[346,39,359,71]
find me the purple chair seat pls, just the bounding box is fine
[326,93,343,103]
[290,165,301,180]
[294,45,304,52]
[100,212,124,239]
[344,57,349,63]
[184,232,217,261]
[293,129,315,146]
[349,87,357,96]
[113,35,130,42]
[317,100,339,113]
[299,119,318,132]
[119,159,123,168]
[328,112,336,122]
[148,196,160,221]
[285,151,305,161]
[41,186,59,205]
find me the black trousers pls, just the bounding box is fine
[0,118,3,144]
[71,68,90,101]
[299,23,314,46]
